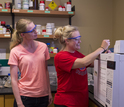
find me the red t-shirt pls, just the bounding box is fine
[54,51,89,107]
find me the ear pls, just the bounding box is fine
[65,39,70,44]
[20,33,25,37]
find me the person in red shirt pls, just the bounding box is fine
[53,25,110,107]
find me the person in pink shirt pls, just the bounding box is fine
[53,25,110,107]
[8,19,52,107]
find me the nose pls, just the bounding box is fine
[78,39,81,43]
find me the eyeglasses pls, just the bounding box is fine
[68,36,81,41]
[22,25,36,33]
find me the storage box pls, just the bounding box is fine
[45,0,60,11]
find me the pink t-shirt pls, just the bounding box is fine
[8,42,50,97]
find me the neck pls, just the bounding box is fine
[63,46,75,53]
[21,40,35,48]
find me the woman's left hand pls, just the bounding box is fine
[48,93,53,106]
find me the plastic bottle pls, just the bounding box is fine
[36,24,41,35]
[66,2,71,11]
[33,0,38,10]
[46,43,50,53]
[15,0,21,9]
[46,23,52,35]
[50,41,55,53]
[58,5,62,11]
[29,0,34,9]
[7,73,11,86]
[22,0,29,9]
[39,1,45,10]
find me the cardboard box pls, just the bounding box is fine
[45,0,60,11]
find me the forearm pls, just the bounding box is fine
[82,47,104,66]
[73,47,104,69]
[11,79,23,106]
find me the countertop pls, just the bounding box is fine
[0,85,104,107]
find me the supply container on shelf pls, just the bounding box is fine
[33,0,38,10]
[39,1,45,10]
[66,2,71,11]
[4,73,12,87]
[46,43,50,53]
[36,24,42,35]
[29,0,34,9]
[15,0,21,9]
[50,41,55,53]
[46,23,52,35]
[22,0,29,9]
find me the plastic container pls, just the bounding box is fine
[58,5,62,11]
[0,4,3,8]
[22,0,29,9]
[39,1,45,10]
[66,2,71,11]
[62,6,65,11]
[46,7,49,11]
[15,0,21,9]
[29,0,34,9]
[4,73,11,87]
[33,0,38,10]
[0,26,3,34]
[46,23,52,35]
[50,41,55,53]
[46,43,50,53]
[36,24,41,35]
[42,29,46,35]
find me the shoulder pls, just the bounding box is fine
[10,44,21,53]
[38,41,47,47]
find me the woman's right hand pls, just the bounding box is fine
[101,39,110,50]
[18,104,25,107]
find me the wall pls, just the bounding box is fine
[0,0,114,58]
[113,0,124,43]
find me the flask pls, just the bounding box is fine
[33,0,38,10]
[39,1,45,10]
[66,2,71,11]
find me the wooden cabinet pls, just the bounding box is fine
[0,95,14,107]
[48,93,55,107]
[5,95,14,107]
[0,95,4,107]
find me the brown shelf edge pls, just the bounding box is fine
[50,53,56,57]
[0,34,11,38]
[12,9,75,17]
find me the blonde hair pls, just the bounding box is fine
[10,19,33,50]
[54,25,78,50]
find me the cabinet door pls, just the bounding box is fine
[0,95,4,107]
[48,93,55,107]
[5,95,14,107]
[89,99,98,107]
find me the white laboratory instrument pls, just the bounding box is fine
[94,40,124,107]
